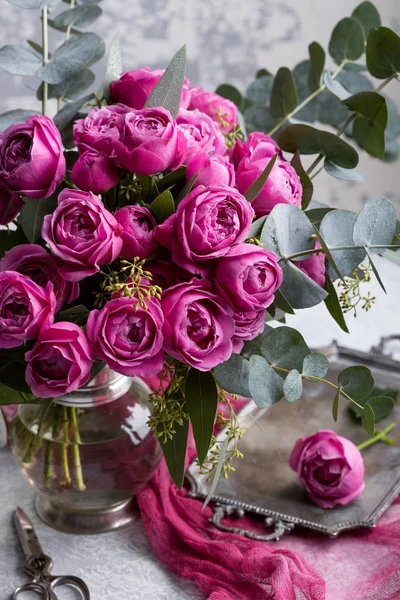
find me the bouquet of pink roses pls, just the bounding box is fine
[0,0,399,488]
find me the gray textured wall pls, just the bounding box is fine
[0,0,399,211]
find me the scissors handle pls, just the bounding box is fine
[48,574,91,599]
[11,581,49,599]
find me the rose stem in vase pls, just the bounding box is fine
[60,407,71,485]
[69,407,86,491]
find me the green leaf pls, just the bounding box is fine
[215,84,242,108]
[312,224,343,281]
[18,195,58,243]
[322,70,351,101]
[308,42,325,91]
[320,209,366,277]
[244,154,277,202]
[328,17,365,65]
[366,27,400,79]
[352,2,381,39]
[273,289,295,315]
[248,355,284,408]
[38,33,105,84]
[344,92,388,158]
[58,304,89,325]
[302,353,329,379]
[157,166,187,192]
[247,216,268,239]
[323,276,349,333]
[270,67,298,118]
[349,387,397,419]
[0,353,31,394]
[283,369,303,403]
[160,414,189,489]
[54,93,94,130]
[365,248,386,293]
[353,196,396,252]
[0,110,37,132]
[291,151,313,209]
[277,124,359,169]
[306,203,335,224]
[0,382,35,406]
[261,326,310,372]
[366,396,395,420]
[324,160,364,182]
[213,354,250,398]
[185,369,218,465]
[7,0,61,7]
[279,261,328,309]
[175,174,198,206]
[362,403,375,436]
[260,203,314,259]
[332,386,340,422]
[0,227,29,259]
[38,68,95,101]
[53,5,102,29]
[145,45,186,119]
[102,34,122,102]
[0,45,42,76]
[150,190,175,223]
[244,105,280,135]
[245,75,273,105]
[338,365,374,401]
[203,435,229,509]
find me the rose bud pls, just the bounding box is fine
[214,243,283,312]
[176,109,226,158]
[0,115,65,199]
[297,241,326,287]
[71,150,120,194]
[115,205,158,260]
[25,322,94,398]
[0,271,56,349]
[0,188,24,225]
[186,152,235,188]
[161,279,235,371]
[230,308,265,353]
[115,107,187,176]
[289,430,365,509]
[236,155,302,217]
[73,104,130,157]
[87,296,164,378]
[188,86,238,133]
[155,185,254,276]
[0,244,79,311]
[230,131,282,168]
[42,189,123,282]
[110,67,191,110]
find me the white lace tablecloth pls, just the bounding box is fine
[0,448,204,599]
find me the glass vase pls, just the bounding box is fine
[10,368,161,534]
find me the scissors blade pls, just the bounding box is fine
[14,506,45,560]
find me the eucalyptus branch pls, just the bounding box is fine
[357,422,396,451]
[57,0,76,112]
[284,244,400,262]
[41,6,49,116]
[307,72,399,177]
[267,60,347,137]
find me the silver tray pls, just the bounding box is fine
[186,337,400,541]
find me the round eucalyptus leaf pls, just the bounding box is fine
[248,355,283,408]
[53,5,102,30]
[7,0,61,8]
[270,67,298,119]
[38,67,95,101]
[324,160,365,182]
[302,353,329,378]
[244,105,279,134]
[320,209,366,277]
[280,261,328,309]
[213,354,250,398]
[366,27,400,79]
[215,84,243,108]
[352,1,381,38]
[338,365,374,401]
[353,196,396,252]
[283,369,303,403]
[54,93,94,130]
[245,76,273,106]
[0,109,37,132]
[328,17,365,65]
[261,326,310,372]
[260,204,314,259]
[0,45,42,76]
[361,403,375,436]
[308,42,325,91]
[366,396,395,420]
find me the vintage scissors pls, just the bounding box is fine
[12,507,90,599]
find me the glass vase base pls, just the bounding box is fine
[36,494,137,534]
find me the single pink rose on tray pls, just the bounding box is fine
[289,430,365,509]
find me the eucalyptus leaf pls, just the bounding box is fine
[7,0,61,8]
[145,45,186,119]
[366,27,400,79]
[328,17,365,64]
[0,382,35,406]
[365,248,386,293]
[58,304,89,325]
[241,326,273,359]
[323,70,351,101]
[0,110,37,132]
[279,261,328,309]
[248,355,284,408]
[38,68,95,101]
[53,5,102,29]
[362,403,375,436]
[215,84,242,108]
[338,365,374,401]
[54,93,94,130]
[38,33,105,84]
[244,154,277,202]
[213,354,250,398]
[277,124,359,169]
[353,196,396,252]
[366,396,395,421]
[273,289,295,315]
[291,151,313,209]
[260,203,314,259]
[247,216,268,239]
[332,386,340,422]
[302,353,329,379]
[102,34,122,102]
[160,411,189,489]
[323,276,349,333]
[283,369,303,403]
[324,160,364,182]
[18,196,58,243]
[261,326,310,372]
[245,76,273,106]
[344,92,388,158]
[352,1,381,38]
[150,190,175,223]
[0,45,42,76]
[320,209,366,277]
[308,42,325,91]
[270,67,298,118]
[185,369,218,465]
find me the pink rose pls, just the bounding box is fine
[0,188,23,225]
[230,308,265,353]
[110,67,191,110]
[186,152,235,188]
[87,296,164,377]
[115,107,187,176]
[42,189,123,282]
[115,205,158,260]
[236,155,302,217]
[176,109,226,158]
[155,185,254,276]
[297,241,326,287]
[214,244,283,312]
[25,322,93,398]
[161,279,235,371]
[230,132,282,168]
[0,271,55,349]
[0,115,65,199]
[73,104,130,157]
[71,150,120,194]
[289,430,365,509]
[0,244,79,311]
[144,259,190,290]
[188,86,238,133]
